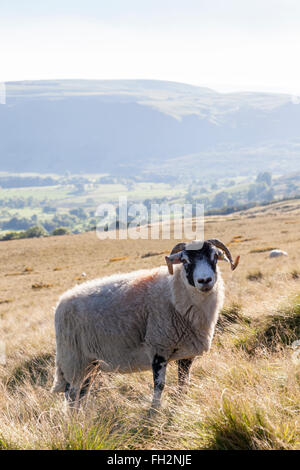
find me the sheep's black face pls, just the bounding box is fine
[181,242,218,292]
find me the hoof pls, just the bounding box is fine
[148,401,161,418]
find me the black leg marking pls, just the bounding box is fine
[151,354,167,409]
[79,376,91,400]
[64,382,78,404]
[177,358,194,388]
[64,376,92,408]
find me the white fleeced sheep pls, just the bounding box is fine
[52,239,240,410]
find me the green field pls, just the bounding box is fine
[0,171,299,238]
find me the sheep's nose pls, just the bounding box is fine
[197,277,212,285]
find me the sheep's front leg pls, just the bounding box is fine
[177,358,194,389]
[65,383,80,409]
[151,354,167,410]
[64,376,91,410]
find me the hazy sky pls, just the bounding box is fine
[1,0,300,94]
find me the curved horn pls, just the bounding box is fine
[207,238,240,271]
[165,242,187,275]
[170,242,186,255]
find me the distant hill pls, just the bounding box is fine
[1,79,300,177]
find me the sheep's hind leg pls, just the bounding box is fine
[177,358,194,390]
[151,354,167,411]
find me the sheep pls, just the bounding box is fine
[52,239,240,410]
[269,249,288,258]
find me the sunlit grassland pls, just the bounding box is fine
[0,199,300,449]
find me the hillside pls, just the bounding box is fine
[0,199,300,449]
[1,80,300,177]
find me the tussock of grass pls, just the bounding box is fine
[141,252,163,258]
[24,267,33,272]
[247,270,263,281]
[204,397,298,450]
[6,354,54,390]
[109,256,129,262]
[216,303,251,334]
[259,302,300,350]
[250,247,277,254]
[32,282,53,289]
[50,416,137,450]
[291,270,300,280]
[236,296,300,354]
[0,299,13,305]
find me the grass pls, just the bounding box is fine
[235,297,300,355]
[204,395,299,450]
[7,353,54,391]
[0,199,300,449]
[250,247,277,253]
[260,301,300,348]
[216,303,251,335]
[291,270,300,280]
[247,270,264,281]
[1,346,299,450]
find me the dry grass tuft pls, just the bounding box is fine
[235,296,300,355]
[250,247,277,254]
[204,395,299,450]
[141,252,164,258]
[247,271,264,281]
[291,270,300,280]
[6,354,54,391]
[109,256,129,262]
[0,299,13,305]
[216,303,250,334]
[32,282,53,289]
[24,267,33,273]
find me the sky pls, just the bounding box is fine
[1,0,300,94]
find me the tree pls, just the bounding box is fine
[2,217,32,230]
[51,227,69,236]
[23,225,47,238]
[69,208,87,219]
[1,231,19,241]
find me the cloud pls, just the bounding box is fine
[1,1,300,94]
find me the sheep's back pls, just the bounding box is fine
[54,266,171,370]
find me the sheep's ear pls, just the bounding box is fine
[216,249,230,263]
[165,252,183,275]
